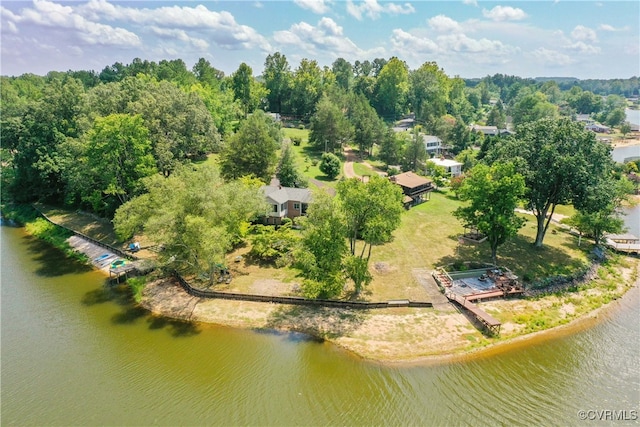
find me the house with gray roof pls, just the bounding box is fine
[260,185,312,225]
[471,125,499,136]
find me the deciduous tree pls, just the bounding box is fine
[113,165,265,285]
[374,57,409,120]
[263,52,292,114]
[294,190,347,298]
[566,173,633,246]
[220,110,280,182]
[486,117,613,247]
[309,96,353,153]
[79,113,157,216]
[454,162,526,265]
[337,176,404,293]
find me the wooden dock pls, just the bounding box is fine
[446,291,501,335]
[605,234,640,254]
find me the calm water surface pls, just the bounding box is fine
[1,225,639,426]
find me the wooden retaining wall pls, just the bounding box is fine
[173,272,433,310]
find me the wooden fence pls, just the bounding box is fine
[32,205,138,261]
[173,272,432,310]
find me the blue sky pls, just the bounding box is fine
[1,0,638,79]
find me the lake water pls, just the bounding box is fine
[626,108,640,127]
[2,225,639,426]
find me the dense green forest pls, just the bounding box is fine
[2,54,637,218]
[3,54,637,296]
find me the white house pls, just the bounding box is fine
[422,135,444,155]
[429,158,463,177]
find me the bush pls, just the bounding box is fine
[387,166,400,176]
[127,277,147,303]
[298,124,305,130]
[319,152,341,179]
[291,136,302,146]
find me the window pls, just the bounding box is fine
[272,204,278,213]
[281,203,286,212]
[293,203,300,210]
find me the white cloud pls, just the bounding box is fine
[482,6,527,22]
[428,15,462,33]
[598,24,629,32]
[532,48,574,66]
[565,41,601,55]
[462,0,478,6]
[346,0,414,21]
[390,29,439,54]
[571,25,597,42]
[294,0,332,14]
[79,0,272,51]
[318,16,342,36]
[150,27,209,50]
[438,33,512,54]
[273,17,362,57]
[7,0,141,47]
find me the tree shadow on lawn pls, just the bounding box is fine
[313,174,337,183]
[262,304,367,340]
[436,234,588,284]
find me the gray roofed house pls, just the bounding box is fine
[471,125,499,136]
[260,185,312,225]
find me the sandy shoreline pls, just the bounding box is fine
[138,258,639,365]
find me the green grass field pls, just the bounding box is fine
[282,128,343,187]
[366,191,589,300]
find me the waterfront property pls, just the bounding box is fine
[260,185,312,225]
[432,266,524,335]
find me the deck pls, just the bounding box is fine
[605,234,640,254]
[446,291,501,335]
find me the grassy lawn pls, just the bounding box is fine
[282,128,343,187]
[192,153,220,168]
[36,203,121,247]
[353,162,374,177]
[366,191,590,301]
[553,204,576,217]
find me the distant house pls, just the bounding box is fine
[422,135,444,155]
[429,158,463,177]
[389,171,434,208]
[471,125,499,136]
[392,116,415,133]
[260,185,312,225]
[586,123,611,133]
[576,114,594,125]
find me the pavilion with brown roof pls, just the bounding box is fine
[389,172,434,208]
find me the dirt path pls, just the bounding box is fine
[343,148,358,179]
[343,148,385,179]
